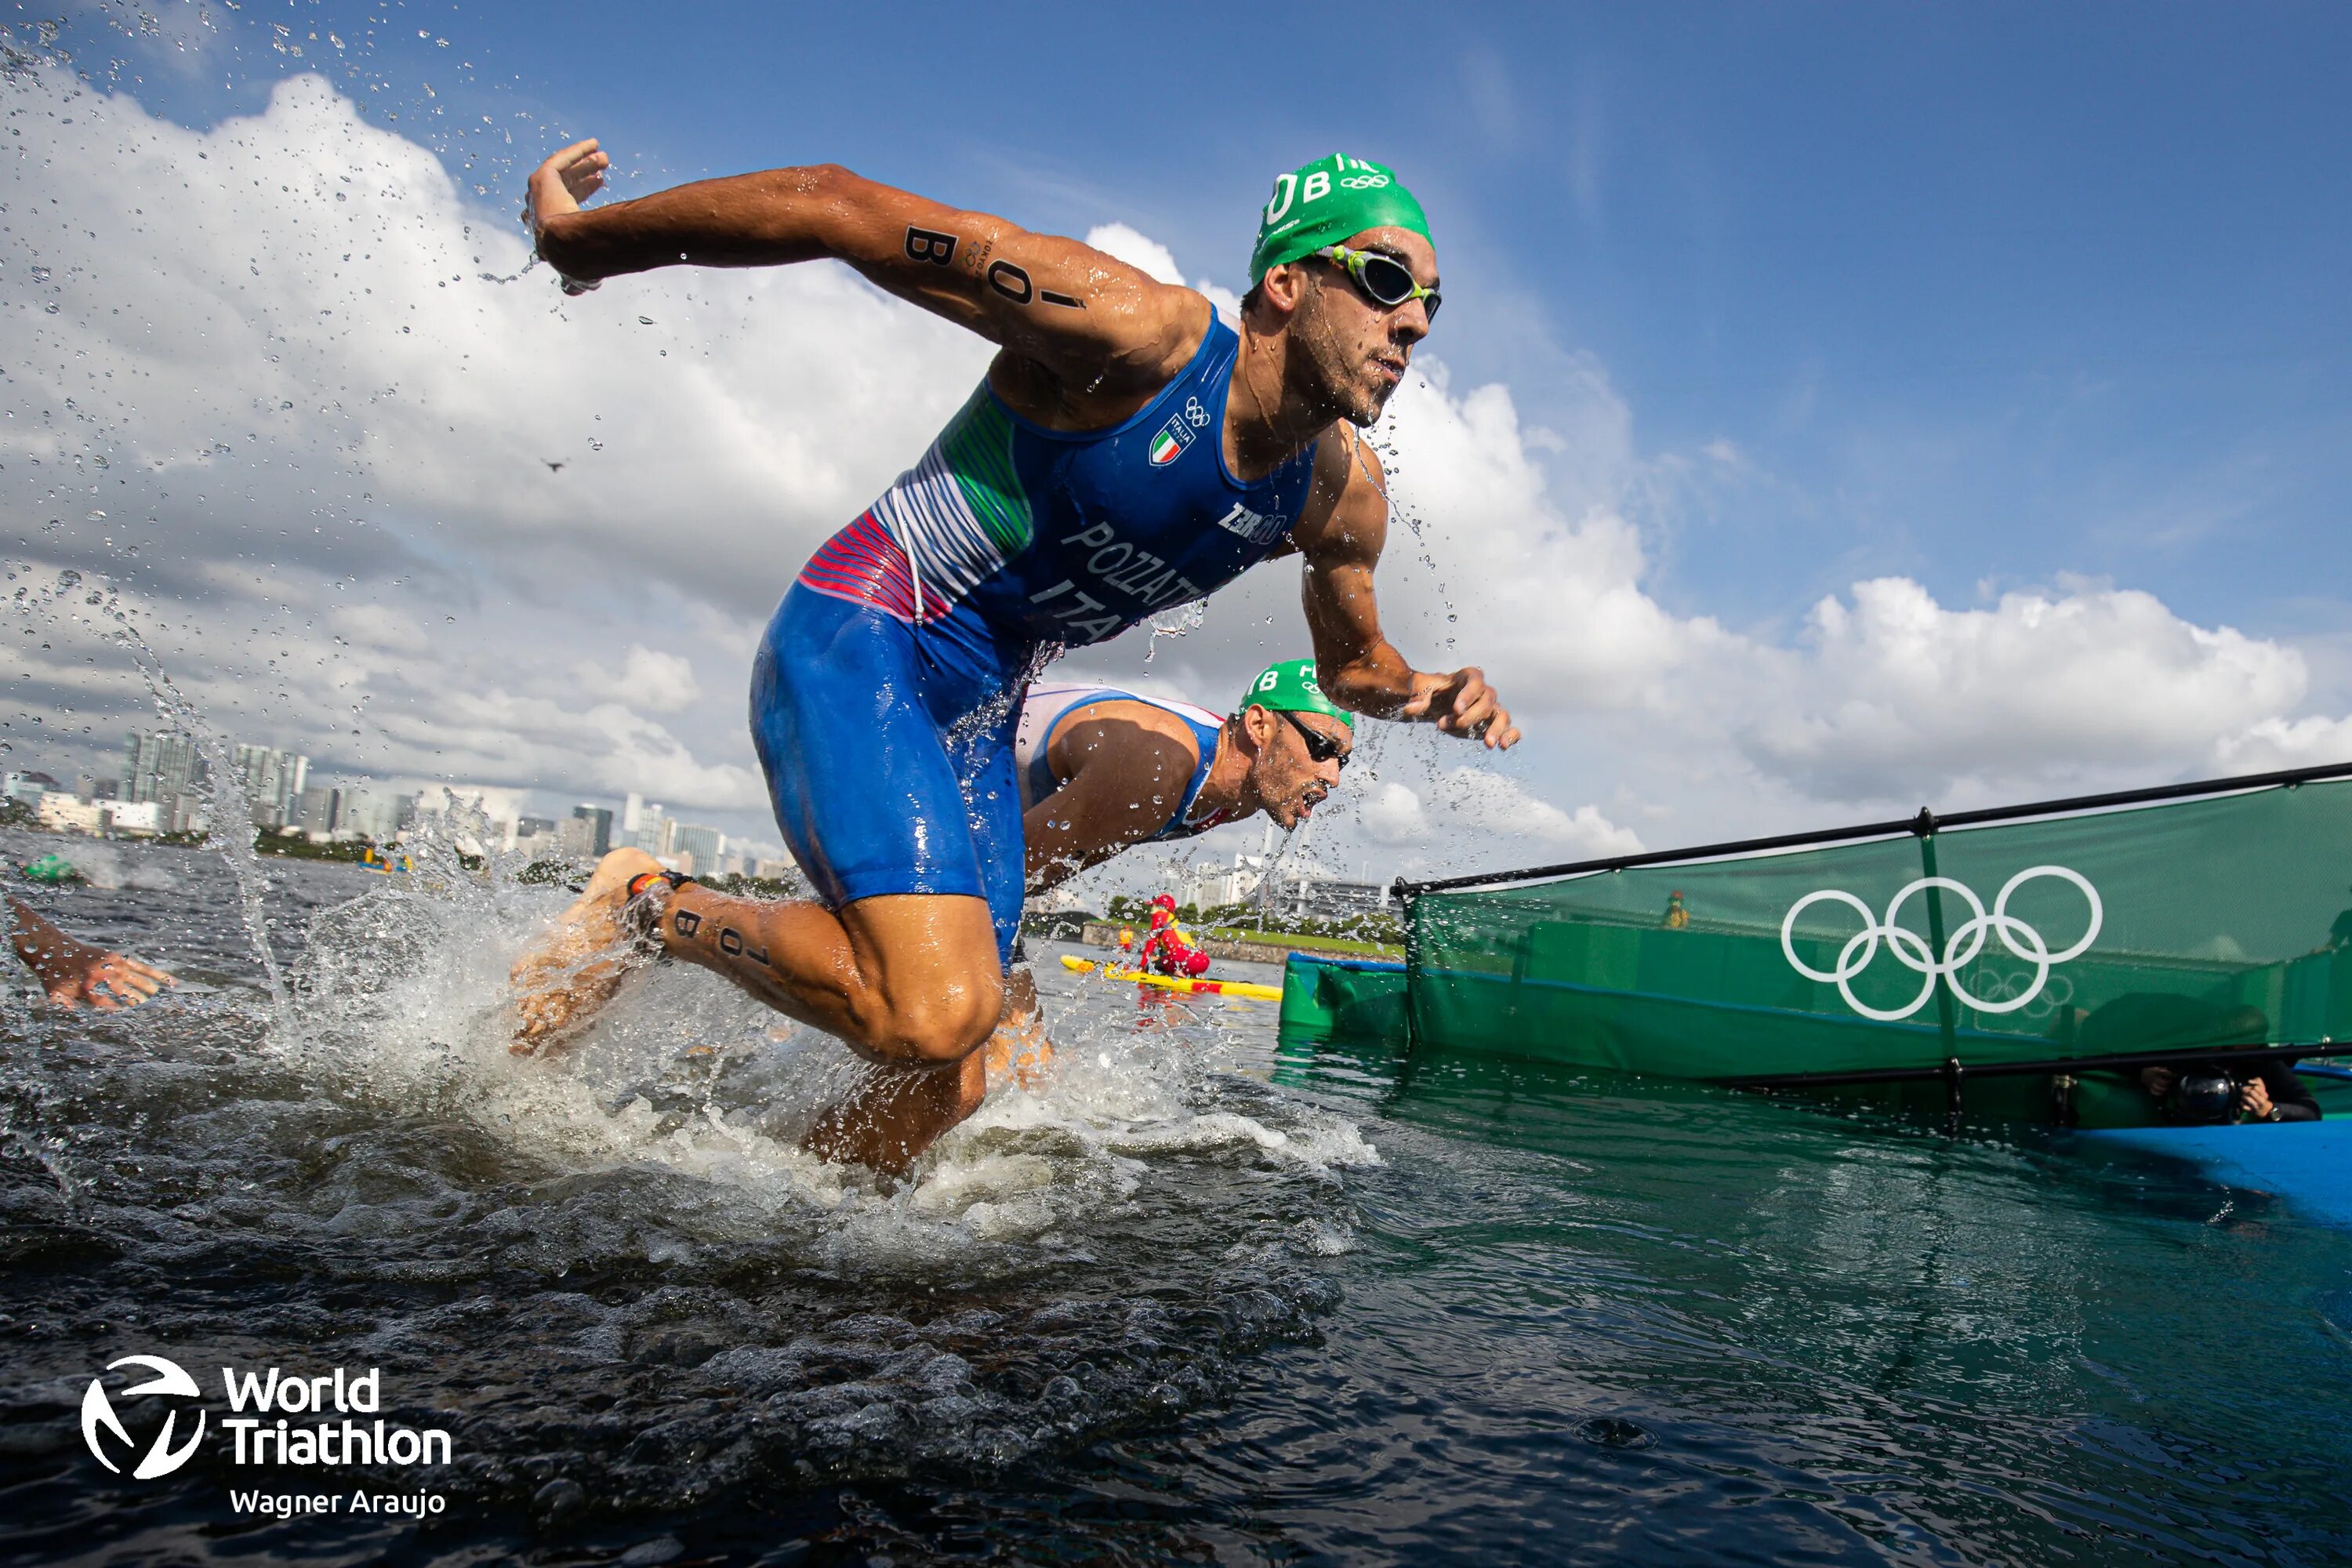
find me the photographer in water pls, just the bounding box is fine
[2074,993,2322,1125]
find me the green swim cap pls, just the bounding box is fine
[1238,659,1354,729]
[1250,154,1431,285]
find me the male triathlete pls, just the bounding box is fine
[1019,658,1352,894]
[514,143,1519,1173]
[983,658,1356,1078]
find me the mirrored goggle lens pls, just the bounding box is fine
[1357,253,1439,321]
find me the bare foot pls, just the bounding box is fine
[510,848,662,1055]
[804,1051,987,1176]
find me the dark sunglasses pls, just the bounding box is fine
[1316,244,1441,325]
[1280,709,1351,769]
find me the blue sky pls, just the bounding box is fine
[89,0,2350,633]
[9,0,2352,870]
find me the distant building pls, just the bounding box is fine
[231,743,309,828]
[295,785,342,837]
[163,793,209,836]
[107,800,162,835]
[617,801,674,858]
[121,731,203,805]
[336,788,404,844]
[671,823,724,877]
[3,771,59,808]
[571,804,613,856]
[1177,852,1267,911]
[751,857,797,881]
[37,793,107,835]
[409,785,525,849]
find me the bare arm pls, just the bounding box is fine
[1022,709,1203,895]
[1292,430,1520,748]
[527,140,1206,395]
[6,898,174,1011]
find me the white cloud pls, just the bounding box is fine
[4,60,2347,867]
[1084,223,1241,323]
[1354,770,1640,857]
[1736,578,2310,800]
[1359,780,1430,845]
[2216,714,2352,774]
[578,645,699,714]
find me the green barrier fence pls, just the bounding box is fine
[1396,766,2352,1091]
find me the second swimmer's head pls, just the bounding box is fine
[1234,658,1354,830]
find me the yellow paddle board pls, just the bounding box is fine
[1059,953,1282,1002]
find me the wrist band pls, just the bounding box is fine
[622,870,694,956]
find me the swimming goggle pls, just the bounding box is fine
[1281,709,1352,769]
[1316,245,1441,325]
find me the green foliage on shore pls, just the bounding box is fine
[1019,908,1101,940]
[1202,926,1403,957]
[251,831,381,863]
[1097,892,1403,953]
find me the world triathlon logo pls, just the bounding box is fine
[1780,866,2103,1022]
[82,1355,208,1479]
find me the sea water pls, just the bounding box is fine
[3,837,2348,1565]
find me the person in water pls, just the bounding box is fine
[514,146,1517,1174]
[1018,658,1352,895]
[981,658,1355,1076]
[5,898,175,1010]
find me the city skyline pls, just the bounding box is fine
[4,726,799,881]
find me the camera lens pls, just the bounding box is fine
[2170,1069,2238,1126]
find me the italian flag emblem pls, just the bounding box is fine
[1149,414,1192,466]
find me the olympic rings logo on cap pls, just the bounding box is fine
[1779,866,2103,1023]
[1338,174,1391,190]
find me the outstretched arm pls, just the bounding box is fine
[1022,710,1203,895]
[6,898,175,1011]
[527,141,1205,393]
[1292,431,1521,748]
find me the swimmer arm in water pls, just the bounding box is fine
[5,898,175,1010]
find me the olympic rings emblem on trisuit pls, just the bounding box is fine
[1778,866,2103,1023]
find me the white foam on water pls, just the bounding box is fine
[266,866,1377,1267]
[59,843,179,891]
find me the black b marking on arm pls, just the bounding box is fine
[671,908,702,938]
[904,225,959,267]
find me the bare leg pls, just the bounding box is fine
[513,851,1006,1173]
[982,964,1054,1091]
